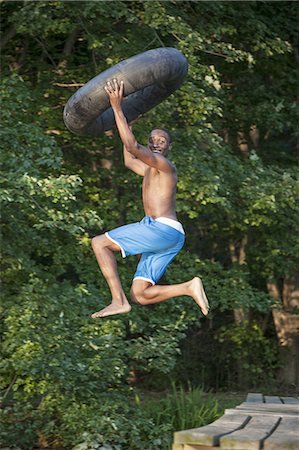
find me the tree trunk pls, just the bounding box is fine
[249,124,260,149]
[230,237,250,325]
[57,28,80,73]
[229,236,250,386]
[237,131,249,157]
[268,275,299,386]
[0,25,16,50]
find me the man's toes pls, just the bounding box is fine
[91,311,102,318]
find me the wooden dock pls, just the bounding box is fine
[173,393,299,449]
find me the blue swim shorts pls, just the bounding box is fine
[105,216,185,285]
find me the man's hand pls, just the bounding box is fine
[105,79,124,111]
[104,78,138,156]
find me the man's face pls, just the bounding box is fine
[148,129,171,156]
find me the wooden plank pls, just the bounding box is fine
[264,416,299,450]
[246,393,264,403]
[234,403,299,415]
[225,406,298,418]
[281,396,299,404]
[236,403,299,412]
[264,395,282,404]
[184,446,219,450]
[219,415,280,450]
[173,414,250,446]
[172,444,184,450]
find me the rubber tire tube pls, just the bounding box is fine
[63,47,188,136]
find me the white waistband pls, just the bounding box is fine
[155,217,185,234]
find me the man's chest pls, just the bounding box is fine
[142,168,161,191]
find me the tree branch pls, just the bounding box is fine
[35,37,57,68]
[1,373,17,403]
[53,82,84,88]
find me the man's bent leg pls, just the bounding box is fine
[91,235,131,318]
[130,278,209,316]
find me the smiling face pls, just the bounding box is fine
[148,129,171,157]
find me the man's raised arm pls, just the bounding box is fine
[105,79,139,151]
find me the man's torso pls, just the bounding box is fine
[142,166,177,220]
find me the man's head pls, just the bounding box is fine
[148,128,172,157]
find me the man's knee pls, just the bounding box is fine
[130,285,147,306]
[91,234,107,251]
[91,234,122,254]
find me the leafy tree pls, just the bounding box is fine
[1,1,298,448]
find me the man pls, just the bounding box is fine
[91,79,209,318]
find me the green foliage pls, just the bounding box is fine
[143,384,220,431]
[168,253,273,314]
[216,321,280,387]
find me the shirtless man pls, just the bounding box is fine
[91,79,209,318]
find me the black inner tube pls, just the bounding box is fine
[63,48,188,136]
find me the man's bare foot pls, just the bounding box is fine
[189,277,210,316]
[91,301,131,318]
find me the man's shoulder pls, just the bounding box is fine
[156,153,176,169]
[164,158,176,173]
[158,161,177,178]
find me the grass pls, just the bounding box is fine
[136,383,234,449]
[207,391,246,412]
[142,383,221,431]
